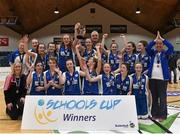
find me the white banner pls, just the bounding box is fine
[21,96,138,132]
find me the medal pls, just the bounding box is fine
[137,76,142,95]
[156,53,160,68]
[15,78,20,87]
[19,53,24,63]
[67,80,70,85]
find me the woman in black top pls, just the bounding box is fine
[3,62,27,120]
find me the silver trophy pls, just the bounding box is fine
[76,25,85,39]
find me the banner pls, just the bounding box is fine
[0,37,9,46]
[21,96,138,132]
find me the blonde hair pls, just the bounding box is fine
[11,61,23,76]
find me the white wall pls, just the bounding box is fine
[30,3,155,50]
[164,28,180,51]
[0,26,20,51]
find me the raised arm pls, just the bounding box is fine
[75,43,85,70]
[119,34,128,54]
[101,33,109,55]
[83,64,101,82]
[95,45,102,74]
[72,22,86,51]
[22,35,37,61]
[26,68,34,86]
[157,32,174,55]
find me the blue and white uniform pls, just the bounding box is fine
[9,49,29,75]
[100,73,116,95]
[29,71,45,95]
[132,74,149,117]
[83,49,96,61]
[82,70,99,95]
[137,53,151,74]
[9,49,22,65]
[58,44,73,72]
[45,53,59,70]
[101,53,107,64]
[44,70,62,95]
[124,53,136,74]
[36,55,46,71]
[108,51,120,71]
[115,73,132,95]
[63,71,81,95]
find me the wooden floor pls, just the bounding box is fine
[0,81,180,133]
[0,81,52,134]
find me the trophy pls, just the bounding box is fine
[75,23,86,39]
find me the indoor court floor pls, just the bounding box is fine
[0,80,180,134]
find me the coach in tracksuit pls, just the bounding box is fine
[146,31,174,122]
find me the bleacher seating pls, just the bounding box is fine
[0,52,11,67]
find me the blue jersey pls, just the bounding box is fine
[83,49,96,61]
[101,53,107,64]
[82,71,99,95]
[9,49,25,65]
[132,74,148,116]
[44,70,62,95]
[64,71,81,95]
[36,55,46,70]
[115,73,131,95]
[137,53,150,73]
[124,53,136,74]
[45,53,59,70]
[29,71,45,95]
[101,73,116,95]
[108,51,120,71]
[58,44,73,72]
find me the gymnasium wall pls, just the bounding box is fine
[0,25,20,51]
[30,3,155,50]
[0,3,179,53]
[0,26,20,66]
[164,28,180,51]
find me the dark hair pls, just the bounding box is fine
[48,57,57,64]
[62,34,72,48]
[87,56,98,70]
[135,62,143,66]
[121,62,130,73]
[65,58,75,71]
[139,40,148,47]
[47,42,57,53]
[110,42,118,48]
[34,60,43,71]
[127,41,136,54]
[66,58,73,63]
[36,43,46,55]
[35,60,42,66]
